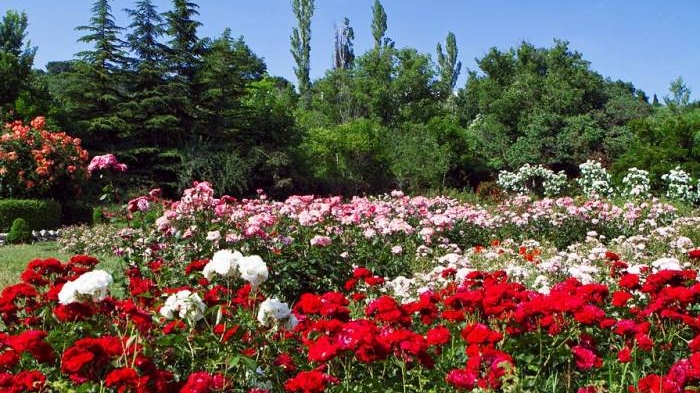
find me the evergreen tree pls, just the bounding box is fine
[290,0,314,106]
[436,31,461,98]
[334,17,354,70]
[69,0,129,151]
[0,10,37,116]
[121,0,178,189]
[162,0,203,145]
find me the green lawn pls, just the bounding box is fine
[0,242,122,289]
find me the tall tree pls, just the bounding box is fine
[69,0,129,150]
[125,0,167,90]
[665,76,691,109]
[436,31,461,98]
[0,10,37,114]
[162,0,203,145]
[290,0,314,106]
[121,0,178,188]
[333,17,354,70]
[371,0,387,49]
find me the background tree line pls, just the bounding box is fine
[1,0,698,199]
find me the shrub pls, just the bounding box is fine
[60,201,94,226]
[6,217,31,244]
[0,117,90,200]
[0,199,61,231]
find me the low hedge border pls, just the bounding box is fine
[0,199,62,231]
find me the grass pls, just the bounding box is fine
[0,241,122,289]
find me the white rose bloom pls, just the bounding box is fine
[238,255,269,288]
[257,297,292,327]
[203,249,242,280]
[58,270,113,305]
[652,257,682,271]
[160,290,206,323]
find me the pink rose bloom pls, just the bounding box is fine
[310,235,332,247]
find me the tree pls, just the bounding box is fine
[290,0,314,106]
[334,17,354,70]
[69,0,129,150]
[435,31,461,98]
[162,0,203,145]
[124,0,167,90]
[0,10,37,115]
[456,40,650,178]
[665,76,691,109]
[371,0,387,49]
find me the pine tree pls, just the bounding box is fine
[290,0,314,106]
[334,17,354,70]
[162,0,203,145]
[121,0,178,188]
[70,0,129,151]
[436,31,461,98]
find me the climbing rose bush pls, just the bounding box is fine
[0,117,89,198]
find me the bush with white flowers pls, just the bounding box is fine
[160,290,207,323]
[661,166,697,204]
[497,164,568,196]
[58,270,113,305]
[577,160,614,198]
[620,167,651,199]
[238,255,269,288]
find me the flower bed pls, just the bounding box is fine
[2,184,700,392]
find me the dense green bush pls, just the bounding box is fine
[0,199,61,231]
[60,201,94,226]
[6,218,31,244]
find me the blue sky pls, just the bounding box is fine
[2,0,699,100]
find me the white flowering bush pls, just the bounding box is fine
[577,160,613,198]
[58,270,113,305]
[661,166,698,204]
[237,255,269,288]
[620,167,651,199]
[497,164,568,196]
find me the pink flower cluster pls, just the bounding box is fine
[87,154,127,173]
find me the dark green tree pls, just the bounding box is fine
[334,17,354,70]
[290,0,314,106]
[435,31,461,98]
[68,0,129,151]
[120,0,178,189]
[162,0,204,145]
[0,10,37,116]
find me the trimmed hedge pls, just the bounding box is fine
[0,199,62,231]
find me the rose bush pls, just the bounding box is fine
[0,117,89,199]
[3,182,700,392]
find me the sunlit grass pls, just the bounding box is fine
[0,241,122,289]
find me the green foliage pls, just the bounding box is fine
[0,199,62,231]
[6,218,31,244]
[387,123,451,192]
[435,31,461,98]
[301,118,391,194]
[457,40,651,176]
[290,0,314,105]
[0,10,36,113]
[61,200,94,226]
[613,106,700,188]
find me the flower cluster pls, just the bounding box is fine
[577,160,614,198]
[87,154,127,173]
[661,166,698,203]
[621,167,651,199]
[0,117,89,198]
[497,164,568,196]
[57,270,113,305]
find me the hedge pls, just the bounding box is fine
[0,199,62,231]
